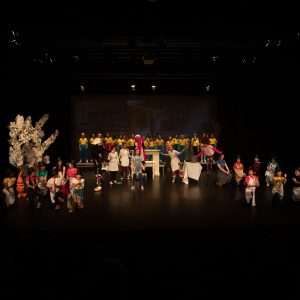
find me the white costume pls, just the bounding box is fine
[245,175,257,206]
[169,150,180,172]
[108,151,119,172]
[119,148,130,167]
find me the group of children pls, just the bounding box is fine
[225,154,300,206]
[2,149,300,211]
[2,159,85,213]
[78,131,219,164]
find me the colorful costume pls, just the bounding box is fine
[244,175,258,206]
[135,135,146,161]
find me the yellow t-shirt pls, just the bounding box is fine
[90,137,95,144]
[128,138,135,147]
[149,141,156,148]
[273,176,286,183]
[179,138,186,146]
[79,137,88,145]
[172,138,179,145]
[105,137,113,144]
[117,138,125,145]
[191,138,199,147]
[156,139,164,146]
[209,138,217,145]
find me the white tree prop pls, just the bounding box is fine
[8,114,59,169]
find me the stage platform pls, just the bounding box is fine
[1,169,300,299]
[1,169,300,231]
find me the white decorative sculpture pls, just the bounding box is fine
[8,114,59,169]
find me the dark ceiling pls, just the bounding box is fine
[7,0,300,94]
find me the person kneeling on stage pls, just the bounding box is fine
[244,168,259,207]
[68,173,85,212]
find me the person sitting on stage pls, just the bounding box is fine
[216,154,232,187]
[232,156,246,186]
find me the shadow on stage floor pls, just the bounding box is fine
[1,170,300,298]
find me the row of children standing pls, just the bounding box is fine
[78,132,219,163]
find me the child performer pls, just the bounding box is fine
[216,154,232,187]
[196,143,222,173]
[119,142,130,180]
[265,157,279,186]
[69,173,85,212]
[292,167,300,201]
[36,163,48,208]
[131,148,145,191]
[161,145,185,183]
[252,154,261,179]
[26,167,38,207]
[272,169,287,200]
[79,132,88,163]
[108,146,119,185]
[244,168,259,207]
[2,170,16,207]
[232,156,246,186]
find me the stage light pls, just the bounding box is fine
[80,84,85,92]
[131,84,136,91]
[265,40,271,47]
[151,85,156,91]
[242,58,246,63]
[252,57,256,63]
[277,40,282,47]
[212,56,219,62]
[73,55,80,62]
[205,85,210,92]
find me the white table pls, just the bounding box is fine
[182,161,202,184]
[144,149,160,176]
[144,161,155,179]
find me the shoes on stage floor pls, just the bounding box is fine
[94,186,102,191]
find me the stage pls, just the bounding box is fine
[1,169,300,231]
[1,169,300,299]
